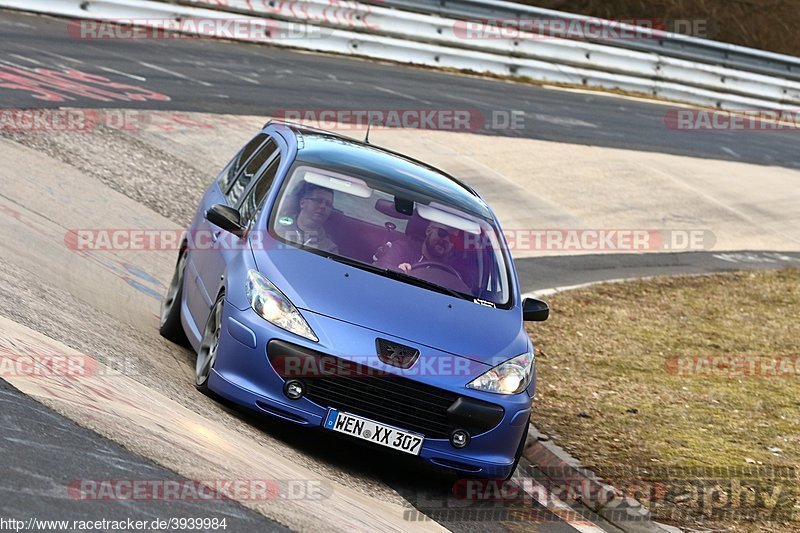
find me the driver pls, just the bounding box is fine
[373,222,459,274]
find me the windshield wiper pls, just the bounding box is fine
[386,269,466,299]
[324,253,390,276]
[324,254,467,300]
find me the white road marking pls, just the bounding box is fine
[12,43,85,64]
[713,252,799,264]
[0,58,60,72]
[0,59,32,70]
[522,277,644,299]
[208,67,260,85]
[8,54,45,66]
[295,74,353,86]
[441,90,496,107]
[523,254,797,300]
[137,61,213,87]
[374,85,432,104]
[0,17,32,28]
[532,113,598,128]
[97,66,147,82]
[720,146,741,159]
[324,73,353,86]
[590,130,626,138]
[170,58,208,67]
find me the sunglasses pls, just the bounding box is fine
[432,227,458,240]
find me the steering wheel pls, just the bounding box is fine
[410,261,463,282]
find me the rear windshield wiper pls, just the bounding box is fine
[324,254,468,300]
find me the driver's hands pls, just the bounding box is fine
[398,263,412,273]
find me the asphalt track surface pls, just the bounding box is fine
[1,8,799,533]
[1,9,800,170]
[518,250,800,294]
[0,378,286,532]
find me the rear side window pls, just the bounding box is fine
[240,154,281,225]
[226,138,278,205]
[218,133,267,192]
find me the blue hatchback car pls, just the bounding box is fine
[159,120,549,480]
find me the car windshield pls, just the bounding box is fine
[269,164,510,306]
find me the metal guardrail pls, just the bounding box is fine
[174,0,800,108]
[361,0,800,82]
[2,0,798,111]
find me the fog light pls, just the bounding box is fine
[284,380,305,400]
[450,429,470,448]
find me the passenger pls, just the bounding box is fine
[275,183,339,254]
[374,221,459,274]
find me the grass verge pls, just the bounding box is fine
[527,269,800,531]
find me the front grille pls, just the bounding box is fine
[267,340,503,439]
[306,366,459,438]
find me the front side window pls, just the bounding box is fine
[269,165,510,306]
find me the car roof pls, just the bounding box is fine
[267,120,493,220]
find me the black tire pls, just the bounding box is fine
[195,293,224,396]
[159,247,189,345]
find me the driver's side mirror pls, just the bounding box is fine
[206,204,245,237]
[523,298,549,322]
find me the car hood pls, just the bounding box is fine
[252,246,528,364]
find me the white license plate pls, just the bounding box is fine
[323,409,424,455]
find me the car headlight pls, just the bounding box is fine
[467,351,534,395]
[246,270,318,342]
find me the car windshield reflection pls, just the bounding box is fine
[270,165,510,306]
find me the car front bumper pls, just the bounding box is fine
[207,300,533,479]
